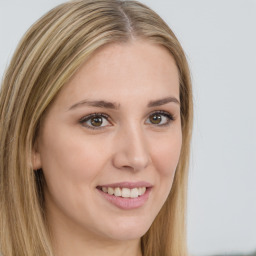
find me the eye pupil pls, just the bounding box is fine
[150,114,161,124]
[91,117,103,126]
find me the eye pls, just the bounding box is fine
[79,113,111,130]
[146,111,174,126]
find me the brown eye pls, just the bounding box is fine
[146,111,174,126]
[80,114,111,129]
[149,114,162,124]
[90,116,103,127]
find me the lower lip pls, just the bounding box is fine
[97,188,151,210]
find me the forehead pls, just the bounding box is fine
[55,40,180,108]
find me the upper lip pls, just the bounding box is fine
[97,181,153,189]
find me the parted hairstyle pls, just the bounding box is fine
[0,0,193,255]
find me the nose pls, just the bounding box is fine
[112,125,151,172]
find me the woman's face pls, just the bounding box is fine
[34,40,182,242]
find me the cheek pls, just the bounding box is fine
[150,131,182,177]
[39,127,105,189]
[146,130,182,221]
[38,128,108,218]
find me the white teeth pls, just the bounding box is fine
[108,187,114,195]
[102,187,147,198]
[130,188,139,198]
[122,188,131,198]
[114,187,122,197]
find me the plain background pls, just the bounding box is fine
[0,1,255,255]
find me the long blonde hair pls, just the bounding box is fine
[0,1,193,255]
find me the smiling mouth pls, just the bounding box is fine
[97,186,147,198]
[96,182,152,209]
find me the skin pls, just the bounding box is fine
[33,40,182,256]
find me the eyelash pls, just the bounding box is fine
[79,111,175,130]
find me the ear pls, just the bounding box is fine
[32,140,42,170]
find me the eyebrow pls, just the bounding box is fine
[69,100,120,110]
[68,96,179,111]
[147,96,180,107]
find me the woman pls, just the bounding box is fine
[0,0,193,255]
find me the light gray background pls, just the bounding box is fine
[0,1,255,255]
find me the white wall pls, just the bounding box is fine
[1,1,255,255]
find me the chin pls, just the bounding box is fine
[100,217,152,241]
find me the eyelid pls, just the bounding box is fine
[148,110,174,118]
[79,112,111,122]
